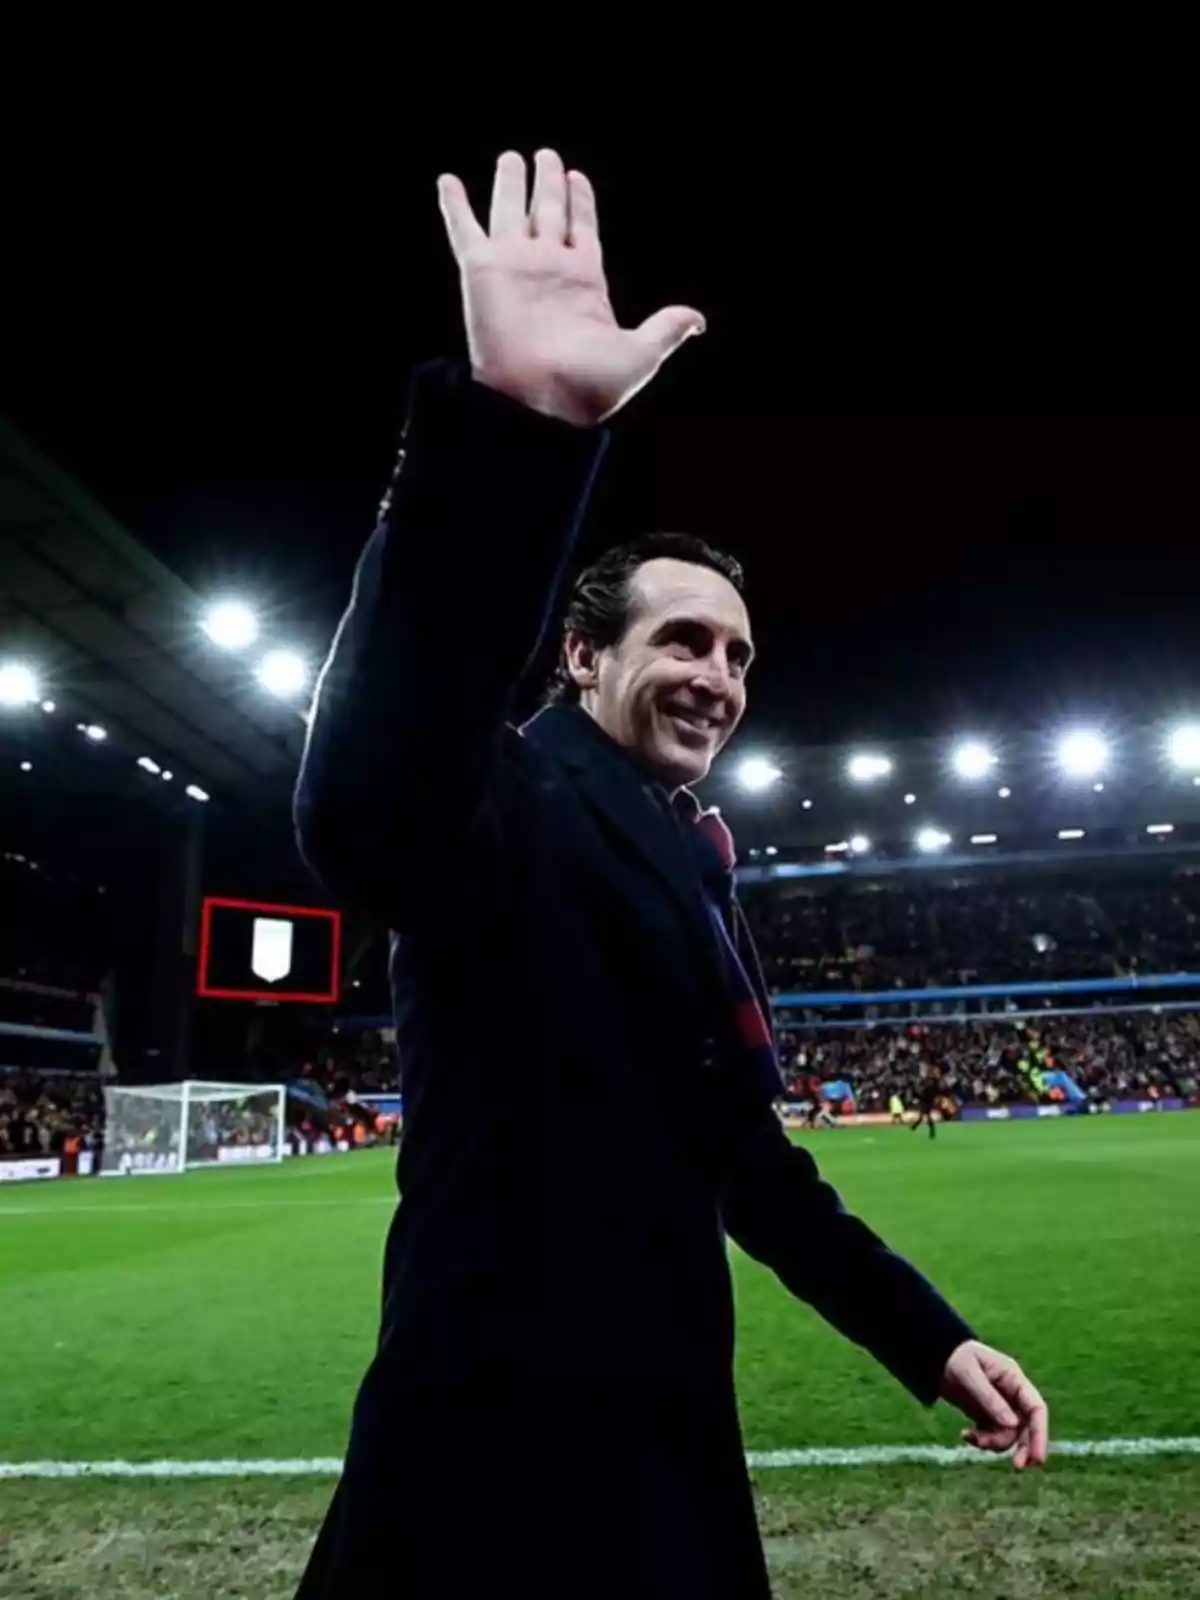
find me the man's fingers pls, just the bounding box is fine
[994,1366,1050,1464]
[531,148,567,241]
[635,305,707,363]
[437,174,486,259]
[566,169,601,260]
[489,151,528,237]
[1027,1396,1051,1465]
[962,1426,1018,1453]
[957,1361,1020,1431]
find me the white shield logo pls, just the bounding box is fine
[251,917,294,984]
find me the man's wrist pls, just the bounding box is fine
[470,366,596,429]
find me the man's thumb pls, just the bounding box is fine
[635,305,706,361]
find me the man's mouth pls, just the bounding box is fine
[663,705,721,741]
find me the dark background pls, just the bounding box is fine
[5,107,1197,758]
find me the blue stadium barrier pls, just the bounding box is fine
[773,971,1200,1012]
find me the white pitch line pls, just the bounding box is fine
[3,1438,1199,1480]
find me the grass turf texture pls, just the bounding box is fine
[1,1115,1197,1597]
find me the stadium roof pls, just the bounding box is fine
[0,419,305,812]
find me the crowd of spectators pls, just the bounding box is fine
[0,1070,103,1158]
[745,872,1200,993]
[778,1009,1200,1112]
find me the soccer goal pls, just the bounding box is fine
[100,1080,287,1176]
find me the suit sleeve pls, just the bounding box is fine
[719,1107,974,1404]
[294,362,608,918]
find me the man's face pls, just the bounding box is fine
[569,557,753,790]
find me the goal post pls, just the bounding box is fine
[101,1080,286,1176]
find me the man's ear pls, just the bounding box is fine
[563,629,600,693]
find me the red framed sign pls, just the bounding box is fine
[197,897,341,1003]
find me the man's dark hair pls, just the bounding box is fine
[545,532,745,705]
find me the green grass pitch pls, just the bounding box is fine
[2,1114,1197,1597]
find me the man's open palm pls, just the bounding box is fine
[438,149,704,426]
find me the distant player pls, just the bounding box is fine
[889,1092,905,1125]
[912,1073,939,1140]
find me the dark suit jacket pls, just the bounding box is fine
[292,364,973,1599]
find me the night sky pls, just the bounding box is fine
[7,122,1198,757]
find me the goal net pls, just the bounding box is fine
[101,1080,286,1176]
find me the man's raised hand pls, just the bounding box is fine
[438,150,705,426]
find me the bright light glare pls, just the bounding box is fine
[903,792,917,806]
[737,755,782,793]
[765,845,778,857]
[1167,724,1200,770]
[825,841,849,854]
[82,724,107,743]
[998,786,1012,799]
[137,756,162,775]
[256,649,309,699]
[1057,729,1108,778]
[849,835,871,855]
[971,833,998,845]
[1058,828,1086,840]
[951,740,997,780]
[916,827,951,854]
[847,752,892,783]
[19,761,32,773]
[0,662,39,707]
[202,599,259,651]
[1147,822,1174,835]
[186,784,210,803]
[801,798,813,810]
[41,700,55,714]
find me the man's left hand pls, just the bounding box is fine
[940,1339,1050,1470]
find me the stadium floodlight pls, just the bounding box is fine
[998,786,1012,799]
[849,834,871,855]
[825,840,850,854]
[903,792,916,806]
[1056,729,1108,778]
[202,599,259,651]
[1058,828,1086,840]
[161,770,173,781]
[256,648,309,699]
[41,700,55,714]
[737,755,782,793]
[1167,723,1200,771]
[764,845,778,857]
[801,798,813,810]
[1093,781,1105,793]
[186,784,210,803]
[0,661,39,708]
[1147,822,1175,835]
[81,723,107,743]
[19,761,32,773]
[951,740,997,780]
[915,827,951,854]
[971,833,998,845]
[137,756,162,776]
[847,751,892,783]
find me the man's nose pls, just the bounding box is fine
[690,656,735,700]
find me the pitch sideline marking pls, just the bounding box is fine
[3,1437,1199,1479]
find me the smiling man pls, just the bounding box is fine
[551,535,752,782]
[293,150,1047,1600]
